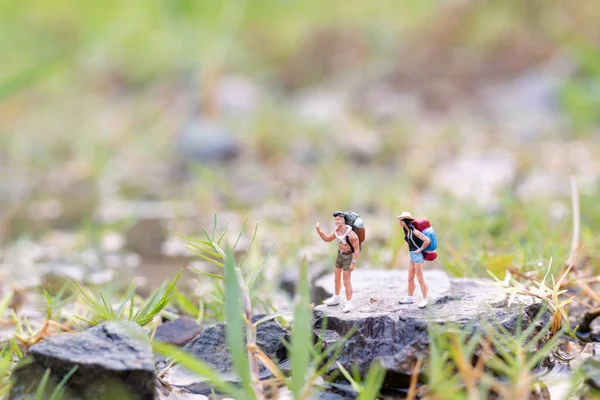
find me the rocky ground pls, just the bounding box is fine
[313,269,548,387]
[10,268,590,399]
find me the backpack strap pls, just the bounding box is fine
[408,228,421,250]
[346,227,356,253]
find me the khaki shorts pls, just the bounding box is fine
[335,251,353,271]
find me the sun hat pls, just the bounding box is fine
[396,211,415,221]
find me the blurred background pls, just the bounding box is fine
[0,0,599,298]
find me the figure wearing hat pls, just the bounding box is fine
[396,211,430,308]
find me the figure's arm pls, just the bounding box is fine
[413,230,431,253]
[315,223,335,242]
[349,232,360,270]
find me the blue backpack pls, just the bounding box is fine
[413,218,437,251]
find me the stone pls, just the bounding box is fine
[280,263,330,298]
[176,118,239,163]
[39,262,87,293]
[164,315,288,394]
[313,269,547,388]
[155,317,202,347]
[432,151,517,208]
[581,343,600,391]
[157,388,209,400]
[9,321,155,400]
[124,218,167,259]
[478,58,572,142]
[317,391,352,400]
[217,74,261,117]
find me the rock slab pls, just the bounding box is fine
[165,315,288,394]
[313,268,451,314]
[10,321,155,400]
[314,269,547,388]
[582,343,600,391]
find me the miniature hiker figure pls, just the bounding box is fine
[316,211,365,313]
[396,211,438,308]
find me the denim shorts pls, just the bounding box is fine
[409,251,424,263]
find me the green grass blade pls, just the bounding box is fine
[252,310,293,327]
[178,233,213,247]
[232,216,249,251]
[188,268,224,281]
[35,369,51,400]
[336,361,362,392]
[290,259,312,399]
[186,246,225,267]
[224,247,254,398]
[249,241,277,290]
[212,213,217,239]
[175,293,200,317]
[0,53,68,101]
[217,223,229,245]
[49,365,79,400]
[100,293,116,319]
[116,288,136,319]
[133,270,181,326]
[11,339,23,358]
[207,293,225,305]
[152,340,243,398]
[128,292,135,321]
[357,361,386,400]
[197,299,205,324]
[11,309,23,336]
[238,222,259,269]
[187,241,225,259]
[0,292,13,318]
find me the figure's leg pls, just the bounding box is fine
[334,266,342,296]
[407,263,416,296]
[323,266,342,306]
[342,269,353,313]
[342,270,352,300]
[415,264,428,299]
[415,263,429,308]
[399,263,416,304]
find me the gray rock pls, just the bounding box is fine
[478,57,572,141]
[165,315,288,394]
[176,118,239,163]
[9,321,155,400]
[155,317,202,346]
[314,270,548,388]
[280,263,330,298]
[317,391,352,400]
[582,343,600,391]
[124,218,167,259]
[432,151,517,208]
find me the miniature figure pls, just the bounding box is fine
[316,211,365,313]
[396,211,438,308]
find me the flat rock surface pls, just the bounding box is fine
[314,269,546,388]
[10,321,155,400]
[313,268,451,316]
